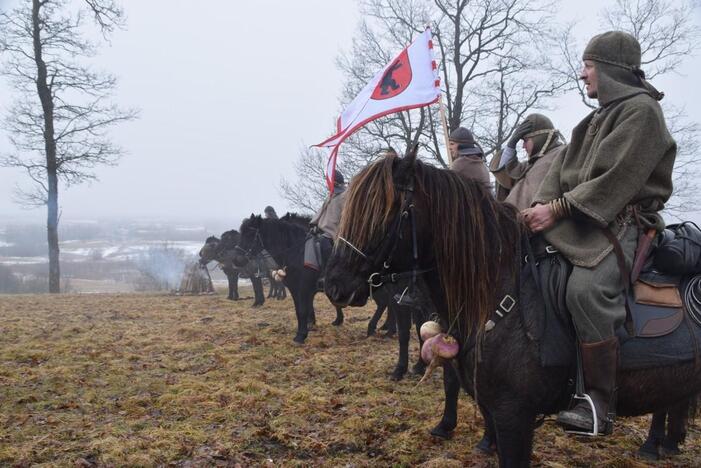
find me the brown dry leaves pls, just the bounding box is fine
[0,289,699,466]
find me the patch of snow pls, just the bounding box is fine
[0,256,47,265]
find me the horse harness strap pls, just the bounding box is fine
[484,294,517,332]
[353,180,434,298]
[484,236,527,333]
[371,268,435,288]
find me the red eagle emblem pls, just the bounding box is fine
[371,50,413,100]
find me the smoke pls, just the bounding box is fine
[133,244,191,291]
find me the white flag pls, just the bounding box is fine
[315,28,440,192]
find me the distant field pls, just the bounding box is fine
[0,289,699,466]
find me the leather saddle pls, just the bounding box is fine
[628,274,684,338]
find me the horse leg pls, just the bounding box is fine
[639,410,666,460]
[492,405,536,468]
[411,307,426,375]
[251,277,264,307]
[289,288,307,345]
[381,306,397,337]
[267,273,274,298]
[430,363,460,439]
[294,271,316,344]
[475,407,498,456]
[390,305,410,381]
[225,269,239,300]
[231,271,239,300]
[367,303,386,336]
[332,306,344,326]
[280,284,286,300]
[661,399,689,457]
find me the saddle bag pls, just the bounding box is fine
[653,221,701,275]
[628,273,684,338]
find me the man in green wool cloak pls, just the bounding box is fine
[523,31,677,435]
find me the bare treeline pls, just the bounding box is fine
[283,0,701,214]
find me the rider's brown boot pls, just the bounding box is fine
[557,336,618,435]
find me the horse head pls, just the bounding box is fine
[199,235,221,265]
[325,148,425,307]
[325,145,521,339]
[234,214,264,267]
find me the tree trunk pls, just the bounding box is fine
[47,176,60,293]
[32,0,60,293]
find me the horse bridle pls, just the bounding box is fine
[337,178,432,296]
[236,228,265,259]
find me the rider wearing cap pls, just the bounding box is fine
[448,127,491,189]
[524,31,676,435]
[264,206,279,219]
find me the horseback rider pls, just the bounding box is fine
[490,114,566,210]
[448,127,491,189]
[306,170,347,269]
[264,205,279,219]
[524,31,676,435]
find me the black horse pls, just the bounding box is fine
[198,230,285,305]
[324,151,701,466]
[235,214,344,343]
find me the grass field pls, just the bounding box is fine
[0,289,699,466]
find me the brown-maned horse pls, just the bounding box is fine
[324,150,700,467]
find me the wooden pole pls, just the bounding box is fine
[438,93,452,164]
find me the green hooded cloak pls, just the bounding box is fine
[534,32,676,267]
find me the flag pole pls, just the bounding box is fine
[438,93,452,164]
[428,24,452,165]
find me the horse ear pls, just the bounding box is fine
[249,213,255,219]
[404,143,419,167]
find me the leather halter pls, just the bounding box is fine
[336,178,432,296]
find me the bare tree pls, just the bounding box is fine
[558,0,701,214]
[0,0,137,293]
[283,0,572,210]
[280,147,333,214]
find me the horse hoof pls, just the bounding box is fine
[637,445,660,461]
[475,435,497,455]
[429,423,455,440]
[293,335,306,345]
[251,303,262,308]
[331,319,343,326]
[390,367,407,381]
[412,361,427,375]
[660,444,681,458]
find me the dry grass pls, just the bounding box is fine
[0,289,699,467]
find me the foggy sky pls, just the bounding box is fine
[1,0,700,225]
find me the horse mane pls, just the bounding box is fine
[339,154,523,339]
[220,229,240,249]
[281,212,312,225]
[240,215,307,251]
